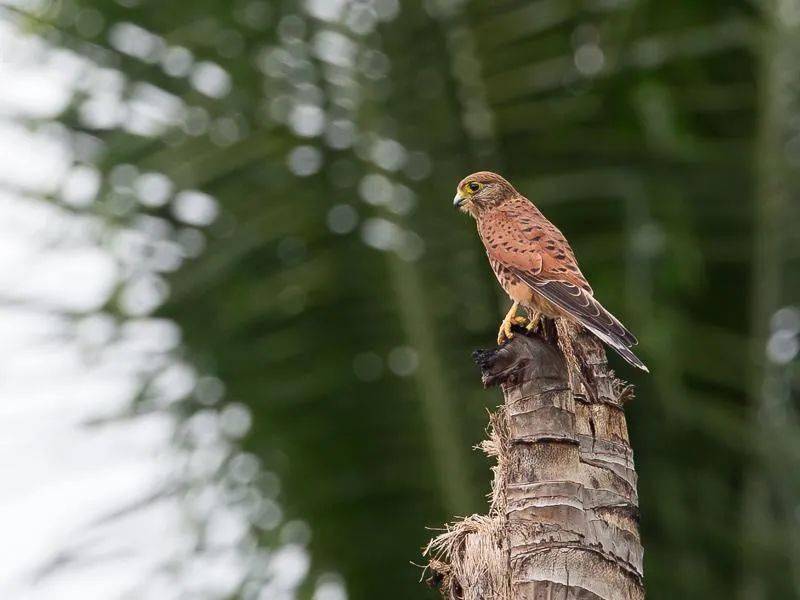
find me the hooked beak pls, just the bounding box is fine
[453,193,465,209]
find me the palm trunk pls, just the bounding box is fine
[425,329,644,599]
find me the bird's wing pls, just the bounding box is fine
[480,198,643,367]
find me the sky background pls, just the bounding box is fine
[0,12,327,598]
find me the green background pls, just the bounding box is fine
[11,0,800,597]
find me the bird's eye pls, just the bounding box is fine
[468,182,481,192]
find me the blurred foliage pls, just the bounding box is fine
[10,0,800,597]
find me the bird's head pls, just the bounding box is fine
[453,171,516,217]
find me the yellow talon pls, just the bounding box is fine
[497,301,520,345]
[525,311,540,332]
[497,321,512,345]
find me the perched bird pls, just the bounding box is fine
[454,171,648,372]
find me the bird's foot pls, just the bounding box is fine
[525,312,541,333]
[502,314,539,338]
[497,301,520,345]
[497,317,515,345]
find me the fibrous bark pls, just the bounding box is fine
[424,328,644,599]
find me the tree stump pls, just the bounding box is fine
[424,328,644,600]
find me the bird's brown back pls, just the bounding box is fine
[477,195,591,294]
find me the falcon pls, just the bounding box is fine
[454,171,648,372]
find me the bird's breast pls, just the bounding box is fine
[489,259,533,304]
[489,258,563,318]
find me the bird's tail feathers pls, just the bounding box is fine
[512,269,648,372]
[580,321,649,372]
